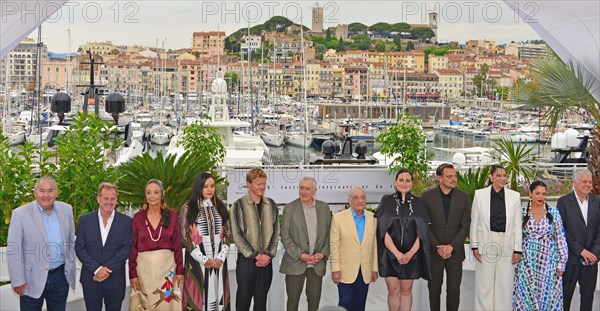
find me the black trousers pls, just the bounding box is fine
[427,256,463,311]
[563,263,598,311]
[82,285,126,311]
[235,254,273,311]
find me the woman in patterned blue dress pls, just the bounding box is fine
[513,181,568,310]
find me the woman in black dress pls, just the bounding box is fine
[375,169,431,311]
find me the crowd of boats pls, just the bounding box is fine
[1,72,595,173]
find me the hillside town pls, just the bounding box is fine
[1,8,548,105]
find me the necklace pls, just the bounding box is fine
[146,219,163,242]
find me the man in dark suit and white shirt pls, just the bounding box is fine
[7,176,77,310]
[280,177,332,311]
[75,182,132,311]
[421,163,471,311]
[557,169,600,311]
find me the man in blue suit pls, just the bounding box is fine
[75,182,132,311]
[7,176,77,310]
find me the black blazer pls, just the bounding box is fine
[557,191,600,265]
[75,211,133,289]
[422,187,471,262]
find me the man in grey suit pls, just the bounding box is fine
[280,176,332,311]
[7,176,76,310]
[557,169,600,311]
[421,163,471,311]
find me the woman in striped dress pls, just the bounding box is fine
[180,173,232,311]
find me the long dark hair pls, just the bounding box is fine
[522,180,553,229]
[144,179,170,228]
[186,172,229,227]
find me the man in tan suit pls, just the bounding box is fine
[330,187,378,311]
[280,177,332,311]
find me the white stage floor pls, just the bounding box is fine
[67,270,600,310]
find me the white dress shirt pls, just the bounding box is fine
[577,195,589,226]
[95,209,115,276]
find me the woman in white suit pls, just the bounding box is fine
[470,164,522,310]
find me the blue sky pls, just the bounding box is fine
[36,1,541,52]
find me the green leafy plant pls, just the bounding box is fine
[53,112,122,224]
[376,109,431,194]
[116,151,206,211]
[0,135,56,245]
[491,138,538,191]
[457,166,491,203]
[176,118,226,170]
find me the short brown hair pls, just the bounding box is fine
[97,182,118,196]
[246,167,267,183]
[436,163,455,176]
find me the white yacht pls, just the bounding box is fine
[285,123,312,147]
[257,122,285,147]
[2,124,26,146]
[167,71,271,167]
[149,125,174,145]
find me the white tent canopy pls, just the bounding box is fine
[504,0,600,102]
[0,0,68,59]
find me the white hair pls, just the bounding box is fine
[299,176,317,188]
[573,169,592,182]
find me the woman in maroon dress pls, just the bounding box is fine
[129,179,184,310]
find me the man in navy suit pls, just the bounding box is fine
[557,169,600,311]
[75,182,132,311]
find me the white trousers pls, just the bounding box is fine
[474,231,515,311]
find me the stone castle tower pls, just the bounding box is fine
[312,5,324,33]
[428,12,438,44]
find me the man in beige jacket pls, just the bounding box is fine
[330,187,378,311]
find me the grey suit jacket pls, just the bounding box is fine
[7,201,77,298]
[279,198,332,276]
[422,187,471,262]
[557,191,600,265]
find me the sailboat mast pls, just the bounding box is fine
[301,15,308,163]
[248,22,254,132]
[66,29,71,94]
[35,26,43,155]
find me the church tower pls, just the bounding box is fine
[428,12,438,44]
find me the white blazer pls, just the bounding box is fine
[470,185,523,256]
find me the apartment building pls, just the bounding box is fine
[435,69,463,100]
[505,42,549,59]
[79,41,118,55]
[0,38,48,90]
[428,55,448,72]
[466,39,497,55]
[241,35,262,53]
[192,31,225,56]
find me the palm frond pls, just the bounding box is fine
[523,55,598,127]
[116,151,206,211]
[491,138,538,190]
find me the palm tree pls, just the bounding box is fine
[491,138,538,191]
[457,166,491,203]
[116,151,206,211]
[523,54,600,194]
